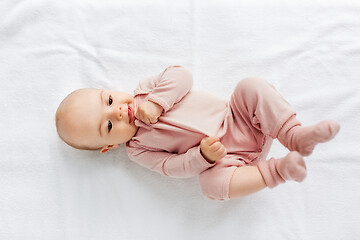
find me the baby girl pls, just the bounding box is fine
[55,65,340,201]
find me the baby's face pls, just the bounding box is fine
[59,88,138,149]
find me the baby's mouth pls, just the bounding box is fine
[128,105,134,124]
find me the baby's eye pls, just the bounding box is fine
[108,120,112,132]
[108,95,113,105]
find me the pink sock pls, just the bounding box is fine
[278,116,340,156]
[257,151,307,188]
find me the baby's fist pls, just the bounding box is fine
[200,136,227,163]
[135,100,164,125]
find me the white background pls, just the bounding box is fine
[0,0,359,239]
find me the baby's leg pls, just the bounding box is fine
[277,116,340,156]
[229,152,306,198]
[229,166,267,198]
[232,77,340,156]
[199,152,306,200]
[230,77,297,139]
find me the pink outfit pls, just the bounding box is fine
[126,65,296,200]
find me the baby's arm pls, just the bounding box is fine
[135,65,193,113]
[126,142,215,178]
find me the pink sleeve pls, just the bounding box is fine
[136,65,193,112]
[126,142,215,178]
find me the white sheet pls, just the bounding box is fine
[1,0,359,239]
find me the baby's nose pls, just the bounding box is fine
[119,105,127,113]
[116,104,127,120]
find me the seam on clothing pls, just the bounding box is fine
[241,152,259,166]
[256,164,267,187]
[225,166,239,200]
[161,160,169,176]
[147,95,170,112]
[257,136,273,162]
[271,112,296,138]
[134,89,149,96]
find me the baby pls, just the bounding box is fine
[55,65,340,201]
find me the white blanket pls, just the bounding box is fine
[1,0,359,239]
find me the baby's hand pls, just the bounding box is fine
[135,100,164,125]
[200,136,227,163]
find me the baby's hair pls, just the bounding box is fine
[55,89,100,151]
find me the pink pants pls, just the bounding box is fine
[198,78,296,200]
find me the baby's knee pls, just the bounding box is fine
[236,77,267,94]
[199,168,233,201]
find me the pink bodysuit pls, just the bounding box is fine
[126,65,296,200]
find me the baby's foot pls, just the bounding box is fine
[276,151,307,182]
[257,151,306,188]
[289,120,340,156]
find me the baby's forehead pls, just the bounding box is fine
[62,88,97,107]
[60,90,100,129]
[59,89,97,116]
[56,88,104,149]
[70,88,99,99]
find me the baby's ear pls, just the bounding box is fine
[99,144,120,153]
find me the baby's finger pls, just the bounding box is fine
[144,116,151,125]
[218,145,227,156]
[205,136,220,146]
[150,115,159,124]
[214,145,227,159]
[209,141,222,152]
[137,111,148,125]
[135,110,142,120]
